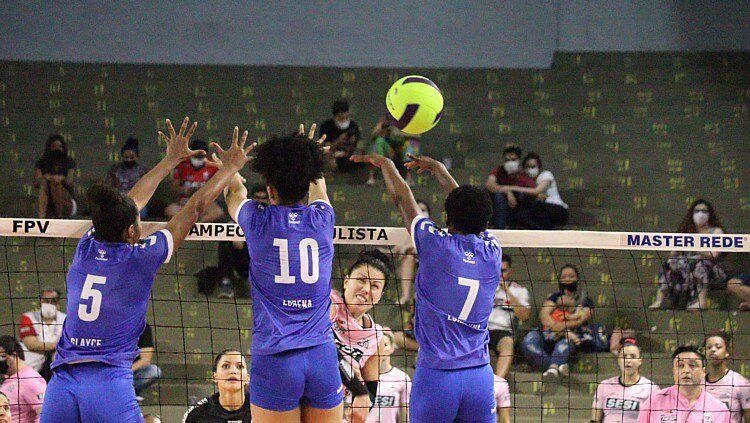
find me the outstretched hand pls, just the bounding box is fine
[298,123,330,152]
[404,153,445,174]
[209,127,255,172]
[350,153,389,168]
[158,117,202,163]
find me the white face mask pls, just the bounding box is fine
[693,210,709,226]
[526,166,540,178]
[503,160,520,174]
[41,303,57,319]
[189,157,205,168]
[335,119,351,130]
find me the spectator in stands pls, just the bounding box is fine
[165,139,224,222]
[18,287,66,381]
[216,184,267,299]
[726,273,750,310]
[34,134,77,218]
[591,339,659,422]
[520,264,609,383]
[367,118,411,186]
[0,336,46,422]
[182,349,250,422]
[133,323,161,402]
[637,345,729,422]
[143,414,161,423]
[318,99,361,173]
[0,392,10,423]
[703,330,750,422]
[494,375,511,423]
[485,146,535,229]
[509,152,569,229]
[489,255,530,379]
[395,199,431,306]
[365,329,410,423]
[649,199,726,310]
[107,137,149,218]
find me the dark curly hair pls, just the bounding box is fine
[444,185,493,235]
[348,249,395,288]
[87,183,138,243]
[673,344,706,367]
[252,133,325,205]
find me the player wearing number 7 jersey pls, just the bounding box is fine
[224,125,343,422]
[42,118,253,423]
[351,153,500,423]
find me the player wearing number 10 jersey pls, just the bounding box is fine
[225,125,343,422]
[351,152,500,423]
[42,118,252,422]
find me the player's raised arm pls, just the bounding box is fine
[350,154,421,232]
[301,123,331,205]
[127,117,203,211]
[405,154,459,195]
[166,126,254,252]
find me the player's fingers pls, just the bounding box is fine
[185,121,198,140]
[239,130,248,149]
[317,134,327,144]
[231,126,239,147]
[189,149,206,157]
[158,131,169,144]
[166,119,176,139]
[179,116,189,137]
[322,145,331,153]
[298,124,305,136]
[210,142,226,157]
[308,123,316,140]
[243,142,257,155]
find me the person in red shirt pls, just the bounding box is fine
[165,139,225,222]
[485,146,535,229]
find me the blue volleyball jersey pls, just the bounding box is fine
[52,228,173,370]
[234,199,335,355]
[410,216,502,370]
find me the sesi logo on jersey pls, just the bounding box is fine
[374,396,396,407]
[605,397,640,411]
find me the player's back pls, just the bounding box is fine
[410,216,501,369]
[54,228,172,369]
[235,199,334,355]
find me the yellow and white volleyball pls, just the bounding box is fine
[385,75,444,135]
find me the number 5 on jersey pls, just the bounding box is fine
[274,238,319,284]
[79,274,106,322]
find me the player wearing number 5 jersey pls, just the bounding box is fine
[42,118,253,423]
[351,153,500,423]
[225,125,343,422]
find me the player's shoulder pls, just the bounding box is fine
[728,369,750,385]
[182,396,211,422]
[598,375,620,386]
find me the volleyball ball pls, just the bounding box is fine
[385,75,444,135]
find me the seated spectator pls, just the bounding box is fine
[165,139,224,222]
[0,336,46,423]
[107,137,150,218]
[0,392,10,423]
[216,184,268,299]
[485,146,535,229]
[318,99,362,173]
[650,199,726,310]
[18,288,66,381]
[183,349,250,422]
[520,264,609,383]
[727,273,750,310]
[143,414,161,423]
[34,135,77,218]
[509,152,569,229]
[489,255,531,379]
[394,199,431,306]
[367,118,412,186]
[133,323,161,402]
[364,328,410,423]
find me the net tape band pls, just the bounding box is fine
[1,218,748,252]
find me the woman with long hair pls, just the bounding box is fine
[704,331,750,422]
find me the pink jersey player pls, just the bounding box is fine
[331,290,383,372]
[637,385,729,423]
[494,374,511,421]
[594,376,659,422]
[366,366,411,423]
[705,370,750,423]
[0,366,46,423]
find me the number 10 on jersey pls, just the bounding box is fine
[274,238,320,284]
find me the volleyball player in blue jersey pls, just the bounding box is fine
[351,153,500,423]
[221,125,345,422]
[42,118,253,422]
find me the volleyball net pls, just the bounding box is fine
[1,218,748,421]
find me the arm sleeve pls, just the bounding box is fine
[497,381,511,408]
[140,229,174,271]
[310,200,335,225]
[233,199,270,237]
[637,394,652,423]
[410,216,442,255]
[402,375,412,405]
[18,315,37,337]
[592,383,603,409]
[518,287,531,307]
[537,170,555,184]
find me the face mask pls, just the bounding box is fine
[335,119,351,130]
[41,302,57,319]
[559,282,577,293]
[526,167,540,178]
[503,160,520,174]
[693,211,709,226]
[123,159,137,168]
[190,157,205,168]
